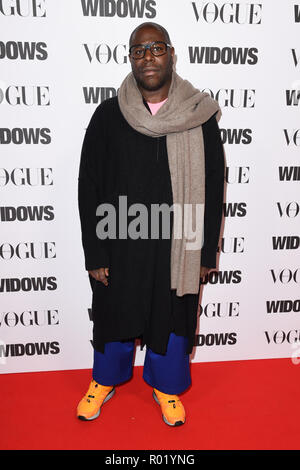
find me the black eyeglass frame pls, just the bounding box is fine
[129,41,172,59]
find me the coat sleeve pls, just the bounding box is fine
[78,104,110,271]
[200,114,225,268]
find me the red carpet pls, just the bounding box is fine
[1,358,299,450]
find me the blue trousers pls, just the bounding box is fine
[93,333,191,395]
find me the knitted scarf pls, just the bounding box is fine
[118,71,221,296]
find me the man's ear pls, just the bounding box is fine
[128,53,134,67]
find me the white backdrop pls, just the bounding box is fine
[0,0,299,374]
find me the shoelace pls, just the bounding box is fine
[86,382,108,403]
[86,382,97,401]
[156,392,181,409]
[168,399,177,409]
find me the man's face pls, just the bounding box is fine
[129,26,174,92]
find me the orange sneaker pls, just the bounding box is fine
[77,379,115,421]
[153,388,186,426]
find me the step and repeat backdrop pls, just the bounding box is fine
[0,0,299,374]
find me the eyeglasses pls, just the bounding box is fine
[129,41,171,60]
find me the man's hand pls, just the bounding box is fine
[200,265,210,280]
[88,268,109,286]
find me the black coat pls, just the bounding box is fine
[78,97,224,355]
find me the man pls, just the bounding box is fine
[77,22,224,426]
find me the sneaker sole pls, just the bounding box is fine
[152,390,185,427]
[77,387,115,421]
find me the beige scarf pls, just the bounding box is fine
[118,71,221,296]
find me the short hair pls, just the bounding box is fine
[129,22,172,46]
